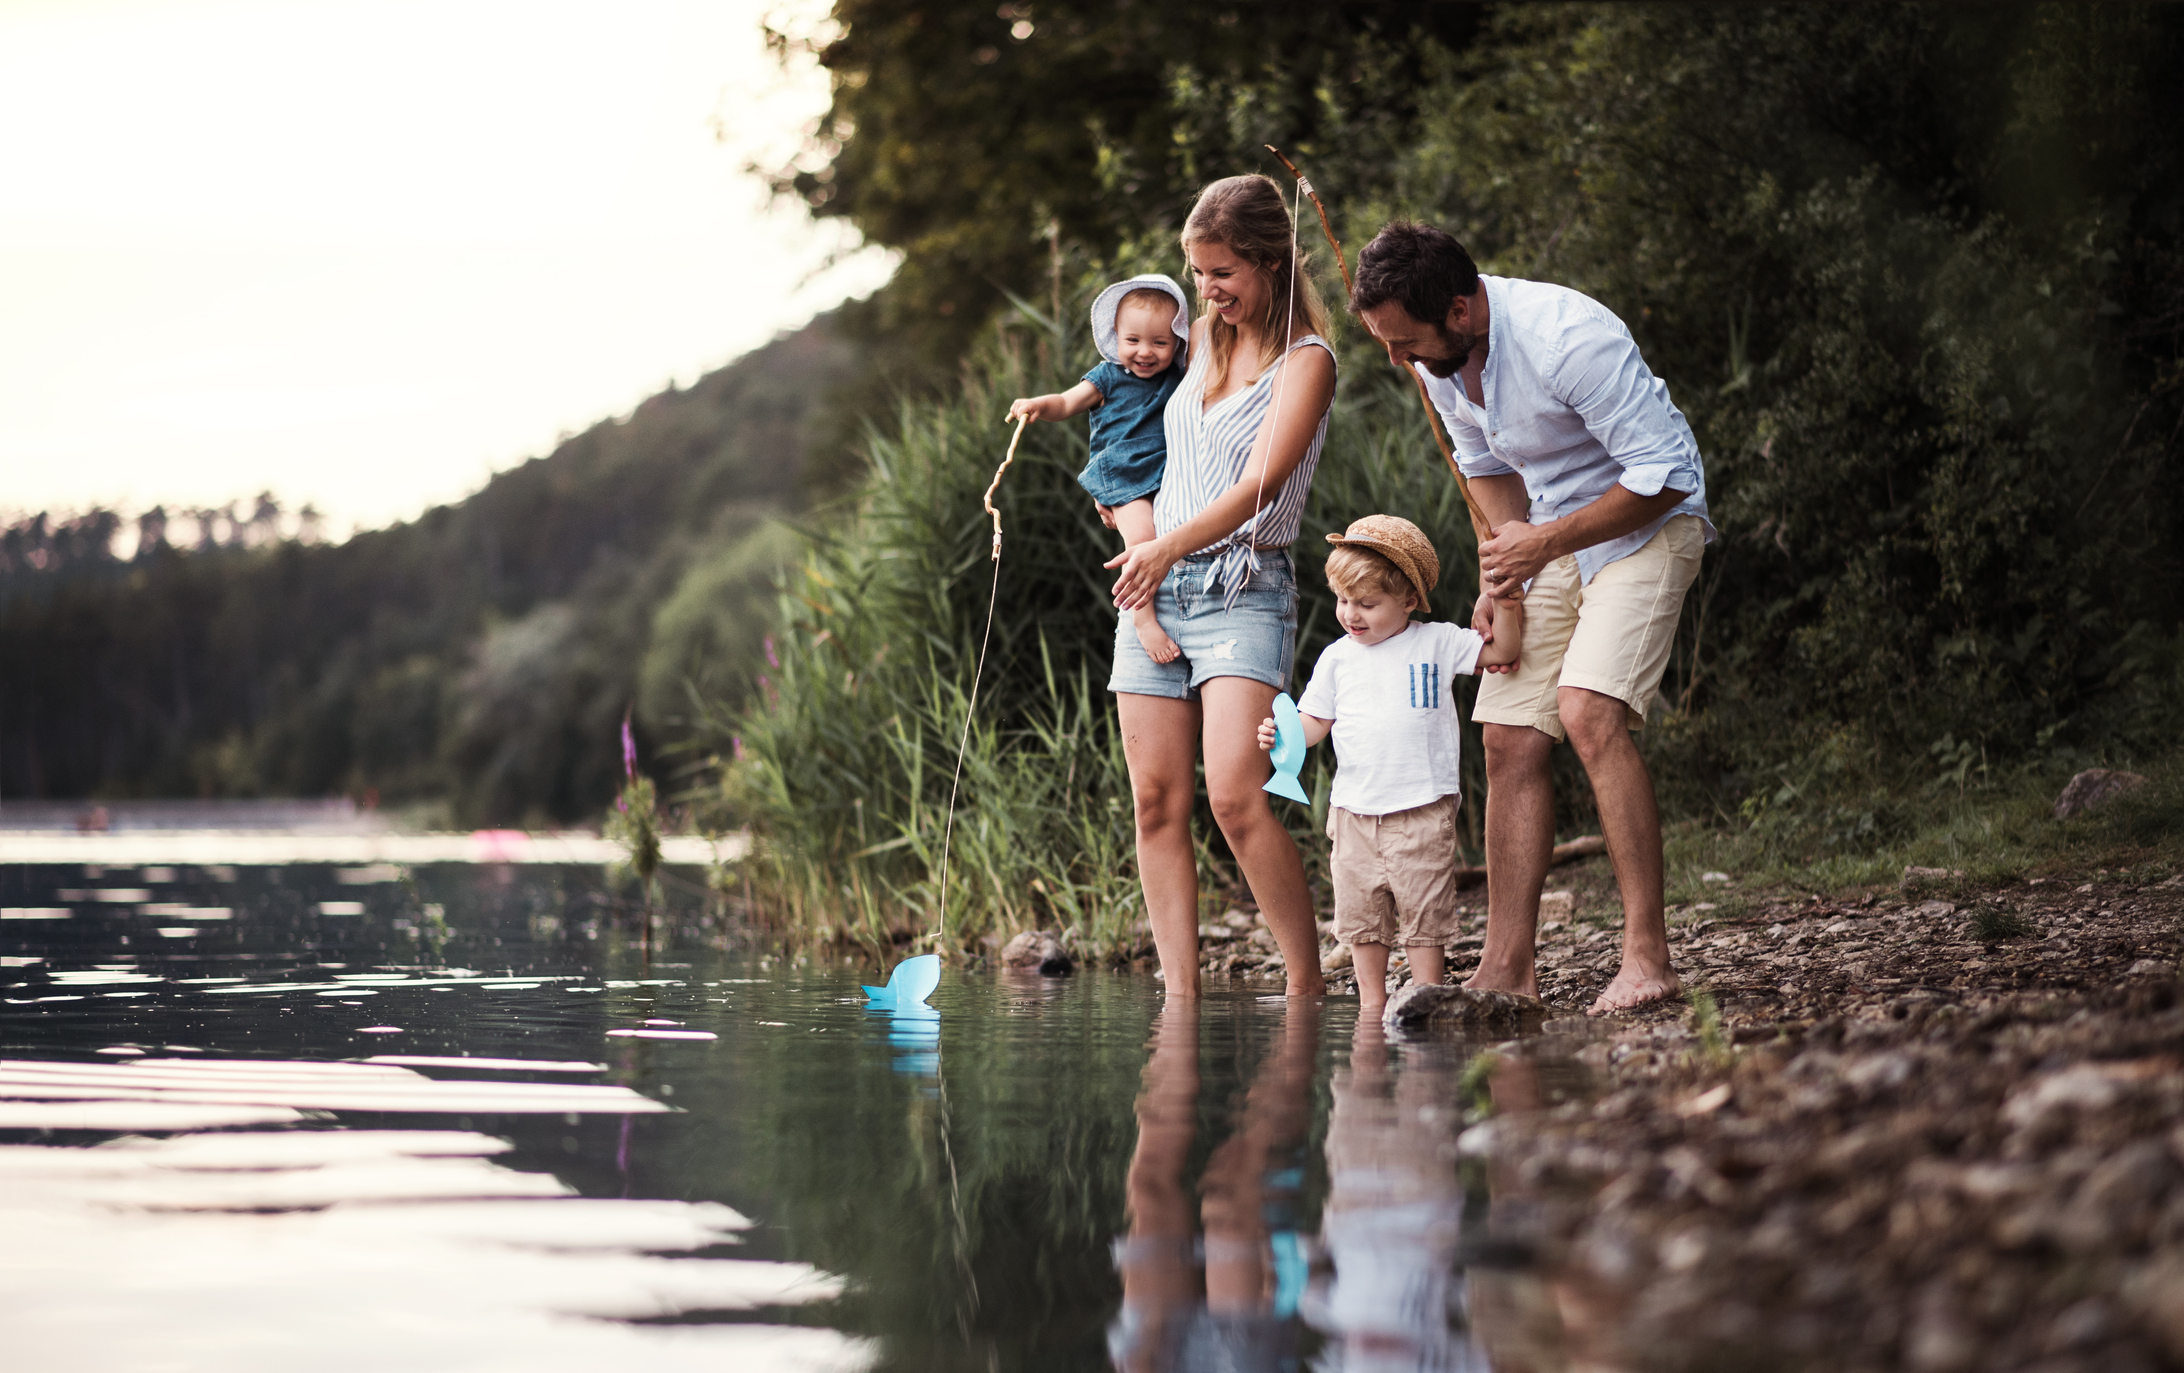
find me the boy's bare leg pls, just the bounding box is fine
[1406,942,1446,989]
[1558,686,1680,1014]
[1113,498,1180,664]
[1469,723,1555,999]
[1352,942,1390,1014]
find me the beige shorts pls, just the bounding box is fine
[1473,514,1706,739]
[1327,796,1463,948]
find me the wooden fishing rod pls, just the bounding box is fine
[1265,145,1493,550]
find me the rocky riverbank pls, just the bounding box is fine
[1439,862,2184,1372]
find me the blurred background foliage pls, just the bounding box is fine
[5,3,2181,948]
[1,319,857,825]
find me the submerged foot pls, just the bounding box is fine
[1587,963,1681,1016]
[1133,610,1181,664]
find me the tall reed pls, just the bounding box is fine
[706,299,1527,953]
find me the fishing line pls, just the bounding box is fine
[933,413,1029,945]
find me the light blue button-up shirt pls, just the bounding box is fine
[1417,275,1715,585]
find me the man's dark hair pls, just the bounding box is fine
[1350,222,1481,323]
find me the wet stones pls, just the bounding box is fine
[998,930,1073,976]
[1382,982,1547,1032]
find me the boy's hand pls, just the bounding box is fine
[1474,591,1517,675]
[1255,717,1278,751]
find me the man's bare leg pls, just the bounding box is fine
[1469,723,1555,998]
[1558,686,1680,1013]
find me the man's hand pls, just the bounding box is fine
[1473,591,1519,674]
[1478,519,1557,599]
[1255,717,1278,751]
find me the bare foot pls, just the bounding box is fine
[1587,962,1681,1015]
[1464,968,1539,1000]
[1133,608,1180,664]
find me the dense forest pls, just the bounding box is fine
[7,4,2181,952]
[0,317,857,824]
[725,0,2184,944]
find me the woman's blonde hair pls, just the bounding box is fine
[1180,174,1332,393]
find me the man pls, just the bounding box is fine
[1350,221,1715,1014]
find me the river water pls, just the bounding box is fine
[0,861,1594,1372]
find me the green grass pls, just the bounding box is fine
[1655,748,2184,909]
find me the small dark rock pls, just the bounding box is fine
[2053,768,2148,820]
[1000,929,1072,976]
[1383,982,1547,1032]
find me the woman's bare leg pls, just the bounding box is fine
[1118,691,1203,995]
[1112,499,1181,664]
[1199,676,1325,995]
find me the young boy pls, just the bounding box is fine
[1007,273,1190,663]
[1257,514,1524,1013]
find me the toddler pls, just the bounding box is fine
[1258,514,1524,1013]
[1008,273,1190,663]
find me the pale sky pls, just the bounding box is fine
[0,0,892,534]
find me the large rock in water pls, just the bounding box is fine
[1383,983,1547,1033]
[1000,930,1074,976]
[2053,769,2148,820]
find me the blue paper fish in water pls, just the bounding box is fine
[1262,692,1310,804]
[862,953,940,1009]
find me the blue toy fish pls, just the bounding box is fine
[862,952,940,1009]
[1262,692,1310,804]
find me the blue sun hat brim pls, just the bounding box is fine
[1090,274,1191,367]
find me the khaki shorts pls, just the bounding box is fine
[1327,796,1463,948]
[1473,514,1706,739]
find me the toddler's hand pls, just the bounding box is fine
[1006,396,1048,424]
[1256,717,1278,751]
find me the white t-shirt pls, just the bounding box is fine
[1296,620,1486,816]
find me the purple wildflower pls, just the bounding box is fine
[620,712,637,782]
[731,735,747,762]
[763,635,779,670]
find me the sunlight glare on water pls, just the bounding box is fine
[0,860,1592,1370]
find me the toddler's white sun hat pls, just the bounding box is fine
[1089,274,1191,367]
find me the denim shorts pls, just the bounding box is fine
[1107,550,1298,700]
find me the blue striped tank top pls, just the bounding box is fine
[1152,333,1336,607]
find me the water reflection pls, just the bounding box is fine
[1311,1018,1475,1372]
[1111,1000,1319,1371]
[2,859,1610,1371]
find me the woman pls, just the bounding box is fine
[1104,174,1337,997]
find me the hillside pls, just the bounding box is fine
[0,314,862,824]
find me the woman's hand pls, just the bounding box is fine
[1105,535,1180,611]
[1255,717,1278,751]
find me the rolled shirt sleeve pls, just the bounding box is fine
[1551,322,1704,501]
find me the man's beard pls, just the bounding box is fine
[1419,321,1479,378]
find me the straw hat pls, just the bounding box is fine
[1090,274,1190,367]
[1326,514,1440,611]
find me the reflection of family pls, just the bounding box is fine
[1010,173,1712,1016]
